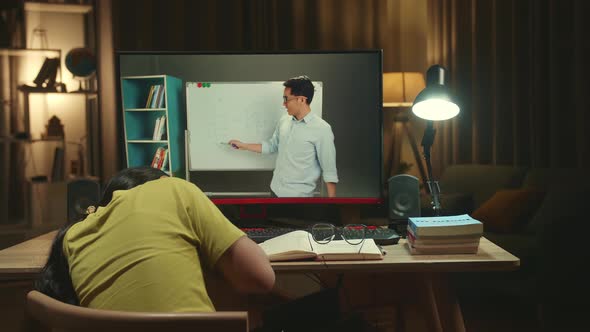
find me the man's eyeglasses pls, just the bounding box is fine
[283,95,306,103]
[310,223,366,245]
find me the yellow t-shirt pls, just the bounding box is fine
[63,177,245,312]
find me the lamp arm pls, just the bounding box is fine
[421,121,442,216]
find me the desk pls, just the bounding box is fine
[0,231,519,332]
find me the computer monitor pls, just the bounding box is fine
[116,50,383,215]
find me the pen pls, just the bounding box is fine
[219,142,238,149]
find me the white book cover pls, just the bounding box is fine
[152,117,162,140]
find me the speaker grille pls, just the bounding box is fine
[388,174,420,220]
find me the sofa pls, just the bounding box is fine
[426,164,587,329]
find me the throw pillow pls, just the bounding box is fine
[472,189,546,233]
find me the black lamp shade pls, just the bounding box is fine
[411,65,460,121]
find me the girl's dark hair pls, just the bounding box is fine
[34,166,168,305]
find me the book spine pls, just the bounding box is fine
[409,239,481,249]
[408,220,418,237]
[156,147,166,169]
[158,116,166,140]
[156,84,164,107]
[409,246,479,255]
[155,85,162,108]
[150,85,160,108]
[145,85,155,108]
[158,89,166,108]
[153,85,161,108]
[151,147,163,168]
[152,117,161,140]
[160,148,169,171]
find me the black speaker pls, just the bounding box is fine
[388,174,421,220]
[67,178,101,222]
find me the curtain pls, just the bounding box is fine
[427,0,590,174]
[111,0,427,72]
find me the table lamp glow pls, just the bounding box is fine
[411,65,460,216]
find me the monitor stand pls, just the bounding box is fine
[231,205,270,228]
[231,204,363,228]
[339,205,361,225]
[239,205,267,220]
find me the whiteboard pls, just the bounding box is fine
[186,81,323,171]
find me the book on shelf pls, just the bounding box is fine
[151,147,164,168]
[145,85,155,108]
[153,84,165,108]
[157,115,166,139]
[259,230,384,262]
[152,116,161,140]
[51,147,65,181]
[152,115,166,140]
[159,148,169,170]
[408,214,483,238]
[158,89,166,108]
[150,147,168,170]
[150,85,161,108]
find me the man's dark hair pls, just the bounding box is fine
[283,75,314,104]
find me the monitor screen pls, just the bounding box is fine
[116,50,383,205]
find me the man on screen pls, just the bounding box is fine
[229,75,338,197]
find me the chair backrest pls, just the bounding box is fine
[26,290,248,332]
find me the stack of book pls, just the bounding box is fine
[407,214,483,255]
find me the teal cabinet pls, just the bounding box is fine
[120,75,185,178]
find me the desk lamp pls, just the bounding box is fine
[411,65,460,216]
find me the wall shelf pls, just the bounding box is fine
[24,2,93,14]
[22,91,98,96]
[127,140,169,144]
[0,136,64,143]
[125,108,167,112]
[0,48,60,57]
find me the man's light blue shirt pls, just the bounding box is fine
[261,112,338,197]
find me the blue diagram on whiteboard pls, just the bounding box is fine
[186,81,324,171]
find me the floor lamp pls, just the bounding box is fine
[411,65,460,216]
[382,72,427,186]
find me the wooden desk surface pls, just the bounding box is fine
[0,231,57,281]
[272,236,519,273]
[0,231,519,281]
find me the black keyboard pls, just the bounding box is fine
[241,226,400,245]
[241,227,297,243]
[365,227,400,245]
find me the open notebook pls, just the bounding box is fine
[259,230,384,262]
